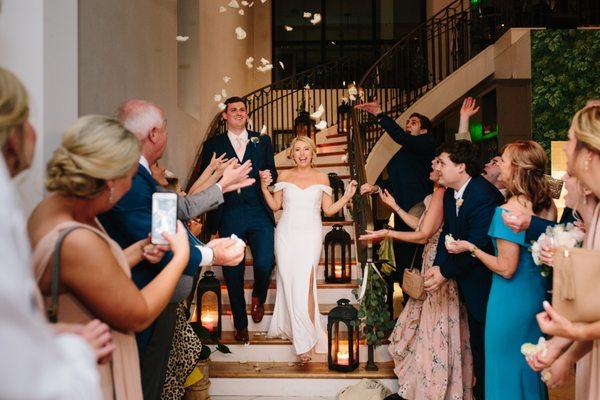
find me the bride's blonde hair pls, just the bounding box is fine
[287,135,317,166]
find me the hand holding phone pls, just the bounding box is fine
[151,192,178,245]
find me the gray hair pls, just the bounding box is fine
[115,99,163,141]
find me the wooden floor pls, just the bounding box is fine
[211,361,395,379]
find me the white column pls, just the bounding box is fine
[0,0,78,215]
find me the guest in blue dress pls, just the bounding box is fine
[446,140,557,399]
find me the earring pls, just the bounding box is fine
[109,187,115,204]
[584,156,591,171]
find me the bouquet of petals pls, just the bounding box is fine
[531,222,585,276]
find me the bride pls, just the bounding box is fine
[259,135,357,364]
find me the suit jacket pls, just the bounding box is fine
[433,175,504,322]
[525,207,572,243]
[98,164,203,290]
[199,130,278,235]
[155,184,223,221]
[376,115,436,212]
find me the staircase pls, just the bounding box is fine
[204,125,397,398]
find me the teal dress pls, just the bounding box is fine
[485,208,548,400]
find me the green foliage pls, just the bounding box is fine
[531,30,600,163]
[189,322,231,360]
[355,263,395,347]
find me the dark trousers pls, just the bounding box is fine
[467,308,486,400]
[140,303,177,400]
[219,204,275,330]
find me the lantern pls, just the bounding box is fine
[196,270,222,337]
[322,173,345,222]
[337,100,351,133]
[327,298,360,372]
[294,101,317,143]
[324,224,352,283]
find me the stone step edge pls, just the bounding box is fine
[218,279,359,290]
[215,330,390,346]
[209,361,395,379]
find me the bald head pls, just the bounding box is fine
[116,99,167,164]
[116,99,164,141]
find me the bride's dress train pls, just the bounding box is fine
[267,182,330,355]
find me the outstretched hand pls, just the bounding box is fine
[219,160,255,193]
[354,100,382,116]
[460,97,480,119]
[379,189,398,211]
[359,229,389,243]
[344,180,358,199]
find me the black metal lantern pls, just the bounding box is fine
[324,224,352,283]
[196,270,222,338]
[322,173,345,222]
[328,298,360,372]
[294,101,317,143]
[337,100,351,133]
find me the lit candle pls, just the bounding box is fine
[201,310,217,331]
[334,264,342,278]
[337,340,349,365]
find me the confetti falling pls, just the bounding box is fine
[238,9,245,15]
[303,11,312,18]
[245,57,254,68]
[223,76,231,84]
[228,0,240,8]
[284,25,293,31]
[278,61,285,70]
[214,94,222,102]
[176,35,189,42]
[310,13,322,25]
[219,6,227,12]
[235,26,247,40]
[315,120,328,130]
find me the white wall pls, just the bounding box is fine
[0,0,78,215]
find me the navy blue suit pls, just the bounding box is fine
[200,131,277,331]
[433,175,504,400]
[376,115,436,284]
[98,165,203,349]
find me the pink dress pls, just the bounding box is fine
[32,221,143,400]
[388,195,473,400]
[576,203,600,400]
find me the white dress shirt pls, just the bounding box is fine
[227,129,249,161]
[0,159,101,399]
[139,156,214,266]
[454,177,472,216]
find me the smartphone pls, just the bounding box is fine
[151,192,178,245]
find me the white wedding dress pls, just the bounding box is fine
[267,182,330,355]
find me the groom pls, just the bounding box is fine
[424,140,504,400]
[200,96,278,342]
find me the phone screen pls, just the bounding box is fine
[151,193,178,245]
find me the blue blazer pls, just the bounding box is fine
[376,115,436,212]
[433,175,505,322]
[99,164,203,289]
[199,131,278,235]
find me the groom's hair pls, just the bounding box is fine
[437,140,482,177]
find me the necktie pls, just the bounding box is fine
[235,137,244,160]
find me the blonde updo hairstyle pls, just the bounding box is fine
[502,140,553,214]
[287,135,317,166]
[46,115,141,197]
[572,105,600,156]
[0,67,29,148]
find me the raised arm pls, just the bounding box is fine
[43,223,190,332]
[378,189,420,230]
[260,169,283,211]
[456,97,479,141]
[322,179,357,216]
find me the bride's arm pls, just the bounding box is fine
[322,179,358,217]
[260,170,283,211]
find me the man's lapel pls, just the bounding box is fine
[243,131,258,165]
[456,177,475,230]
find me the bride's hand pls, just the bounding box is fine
[259,170,272,188]
[359,229,389,243]
[344,180,358,200]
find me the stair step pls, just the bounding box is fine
[211,263,361,283]
[317,140,348,148]
[316,150,346,157]
[326,133,349,139]
[223,303,347,316]
[220,279,359,289]
[279,162,348,170]
[210,361,395,379]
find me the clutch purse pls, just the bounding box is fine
[552,246,600,322]
[402,246,426,301]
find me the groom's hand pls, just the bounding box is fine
[424,266,446,292]
[207,237,246,266]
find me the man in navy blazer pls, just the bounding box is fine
[199,96,278,342]
[99,99,249,399]
[425,140,504,400]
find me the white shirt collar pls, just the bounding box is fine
[454,177,472,200]
[227,129,249,144]
[139,155,151,173]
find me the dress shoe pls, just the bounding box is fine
[251,297,264,323]
[234,329,249,342]
[384,394,403,400]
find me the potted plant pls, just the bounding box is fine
[183,322,231,400]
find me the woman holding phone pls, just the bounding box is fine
[28,115,190,399]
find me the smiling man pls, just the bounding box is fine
[199,96,278,342]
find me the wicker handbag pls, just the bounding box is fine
[402,245,425,301]
[552,246,600,322]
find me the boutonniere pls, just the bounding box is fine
[456,198,464,208]
[250,136,260,146]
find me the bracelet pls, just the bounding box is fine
[470,245,478,258]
